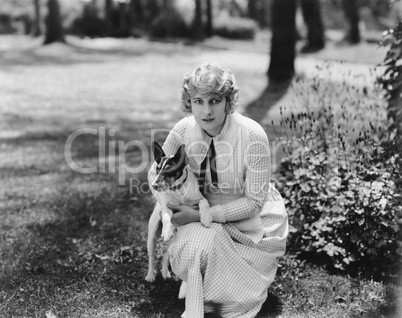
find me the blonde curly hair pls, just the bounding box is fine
[180,62,239,114]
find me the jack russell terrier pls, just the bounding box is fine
[145,141,212,298]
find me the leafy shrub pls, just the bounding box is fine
[213,16,257,40]
[69,3,108,37]
[0,13,14,34]
[378,20,402,134]
[274,64,402,280]
[149,8,187,38]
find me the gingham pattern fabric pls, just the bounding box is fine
[148,112,288,318]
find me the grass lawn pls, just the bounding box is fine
[0,34,401,317]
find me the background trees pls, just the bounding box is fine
[268,0,297,82]
[342,0,361,43]
[300,0,325,51]
[32,0,41,36]
[44,0,65,44]
[192,0,204,40]
[0,0,397,80]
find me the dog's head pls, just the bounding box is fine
[151,141,188,191]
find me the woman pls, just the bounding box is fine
[148,62,288,318]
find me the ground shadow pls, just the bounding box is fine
[0,165,186,316]
[243,80,291,125]
[0,37,197,68]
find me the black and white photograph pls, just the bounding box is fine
[0,0,401,317]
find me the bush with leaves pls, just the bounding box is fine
[213,16,257,40]
[149,8,187,39]
[378,20,402,134]
[69,2,108,37]
[274,64,402,280]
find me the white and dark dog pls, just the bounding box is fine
[145,141,212,288]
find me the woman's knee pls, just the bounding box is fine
[175,223,224,257]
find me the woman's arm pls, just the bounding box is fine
[209,126,271,223]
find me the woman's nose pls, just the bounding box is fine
[203,104,212,115]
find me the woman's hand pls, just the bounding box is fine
[168,203,200,227]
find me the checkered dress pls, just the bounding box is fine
[148,112,288,318]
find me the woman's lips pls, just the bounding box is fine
[203,118,214,123]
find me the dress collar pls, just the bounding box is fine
[186,112,240,165]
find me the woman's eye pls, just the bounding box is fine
[194,99,203,105]
[211,99,221,104]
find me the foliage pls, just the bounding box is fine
[149,8,188,39]
[271,254,400,317]
[274,64,402,280]
[378,20,402,133]
[69,3,109,37]
[213,16,257,40]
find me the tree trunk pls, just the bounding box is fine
[205,0,213,37]
[105,0,114,31]
[342,0,360,44]
[268,0,297,82]
[257,0,268,28]
[130,0,144,30]
[300,0,325,51]
[44,0,65,45]
[32,0,41,36]
[248,0,257,20]
[192,0,204,41]
[145,0,159,26]
[117,2,129,37]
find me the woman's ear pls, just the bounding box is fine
[225,98,231,114]
[152,141,165,164]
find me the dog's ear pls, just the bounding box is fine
[152,141,165,164]
[173,144,188,166]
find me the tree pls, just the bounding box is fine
[44,0,65,44]
[300,0,325,51]
[342,0,360,43]
[145,0,159,26]
[130,0,144,32]
[116,0,130,37]
[192,0,204,40]
[105,0,114,31]
[32,0,41,36]
[268,0,297,82]
[248,0,268,28]
[248,0,257,20]
[205,0,213,37]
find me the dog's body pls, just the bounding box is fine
[145,142,212,284]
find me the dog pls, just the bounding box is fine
[145,141,212,288]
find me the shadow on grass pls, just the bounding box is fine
[0,167,186,317]
[0,37,192,68]
[0,109,182,316]
[243,80,291,125]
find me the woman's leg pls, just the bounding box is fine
[169,223,270,318]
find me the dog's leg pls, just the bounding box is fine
[161,236,173,280]
[161,208,174,241]
[199,198,212,228]
[145,203,162,282]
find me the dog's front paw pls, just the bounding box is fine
[145,270,156,282]
[162,224,174,241]
[199,199,212,228]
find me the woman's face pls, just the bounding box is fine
[191,93,227,137]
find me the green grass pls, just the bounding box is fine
[0,35,400,317]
